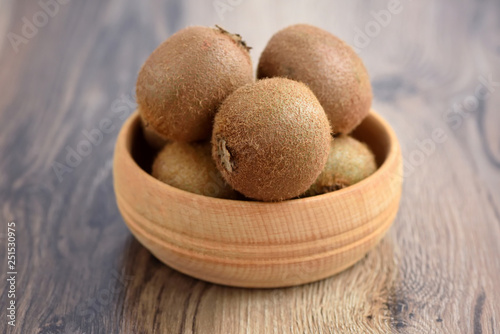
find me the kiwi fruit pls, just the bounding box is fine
[137,25,254,142]
[140,111,167,151]
[152,141,239,199]
[257,24,372,134]
[304,135,377,196]
[211,77,331,202]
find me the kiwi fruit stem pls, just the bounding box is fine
[216,136,233,173]
[215,25,252,52]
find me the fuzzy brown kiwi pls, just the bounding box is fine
[152,141,239,199]
[257,24,372,134]
[139,111,168,151]
[304,135,377,196]
[211,77,331,202]
[137,26,254,142]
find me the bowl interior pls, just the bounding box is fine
[351,114,390,167]
[127,111,391,180]
[128,118,156,174]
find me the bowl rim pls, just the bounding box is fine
[117,109,400,206]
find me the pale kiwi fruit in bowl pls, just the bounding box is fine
[152,141,239,199]
[211,77,331,202]
[137,25,254,142]
[257,24,372,134]
[304,135,377,197]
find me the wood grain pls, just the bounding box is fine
[0,0,499,333]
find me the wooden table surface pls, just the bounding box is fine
[1,0,499,333]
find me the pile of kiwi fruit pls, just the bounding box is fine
[137,24,377,202]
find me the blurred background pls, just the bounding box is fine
[0,0,499,333]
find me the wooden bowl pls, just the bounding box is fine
[113,110,402,288]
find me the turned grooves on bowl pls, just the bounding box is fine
[113,110,403,288]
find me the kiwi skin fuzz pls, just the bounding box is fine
[304,135,377,197]
[140,111,168,151]
[257,24,372,134]
[152,141,239,199]
[211,77,331,202]
[137,26,253,142]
